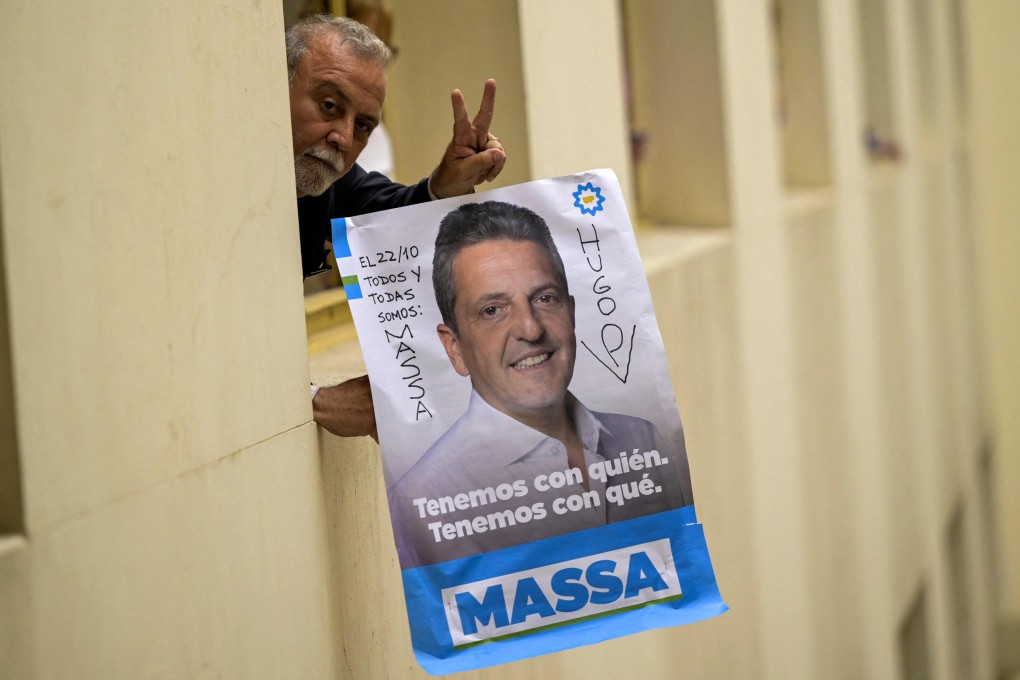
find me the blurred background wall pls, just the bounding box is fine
[2,0,1017,678]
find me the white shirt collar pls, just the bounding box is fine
[455,390,611,468]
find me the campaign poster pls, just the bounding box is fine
[332,169,726,674]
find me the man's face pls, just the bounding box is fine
[289,33,386,197]
[438,239,576,425]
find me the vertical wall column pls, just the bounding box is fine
[929,0,982,467]
[929,1,996,678]
[964,1,1020,674]
[818,0,899,677]
[716,1,815,679]
[886,0,956,678]
[776,0,832,187]
[0,171,23,536]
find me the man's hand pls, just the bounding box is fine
[312,375,378,441]
[429,79,507,199]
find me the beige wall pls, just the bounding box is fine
[1,0,1010,679]
[966,0,1020,622]
[384,0,532,191]
[517,0,635,209]
[0,0,338,677]
[0,184,23,535]
[384,0,634,209]
[624,0,730,227]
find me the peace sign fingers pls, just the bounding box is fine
[431,79,507,199]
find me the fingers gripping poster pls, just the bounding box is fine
[332,169,726,674]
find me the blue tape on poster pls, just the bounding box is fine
[402,506,725,674]
[330,217,351,258]
[343,282,363,300]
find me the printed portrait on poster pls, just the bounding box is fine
[385,199,693,567]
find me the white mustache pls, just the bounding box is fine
[305,147,345,175]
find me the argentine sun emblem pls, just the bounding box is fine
[572,182,606,216]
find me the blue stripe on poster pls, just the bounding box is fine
[331,217,351,258]
[401,505,726,675]
[330,217,360,298]
[344,283,363,300]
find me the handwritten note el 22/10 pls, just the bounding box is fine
[331,170,726,675]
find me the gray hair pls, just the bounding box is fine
[433,201,569,335]
[286,14,393,83]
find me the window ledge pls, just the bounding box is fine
[784,185,834,217]
[0,534,27,558]
[305,287,358,356]
[634,225,732,275]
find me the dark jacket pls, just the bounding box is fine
[297,164,431,277]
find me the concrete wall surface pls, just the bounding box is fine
[2,0,1014,679]
[0,1,337,678]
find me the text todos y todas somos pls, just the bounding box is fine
[412,449,673,544]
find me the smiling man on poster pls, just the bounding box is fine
[389,201,693,568]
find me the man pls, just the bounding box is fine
[285,15,506,438]
[389,202,692,568]
[343,0,396,177]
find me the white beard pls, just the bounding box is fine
[295,146,346,197]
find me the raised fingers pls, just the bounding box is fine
[450,88,470,135]
[471,79,497,134]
